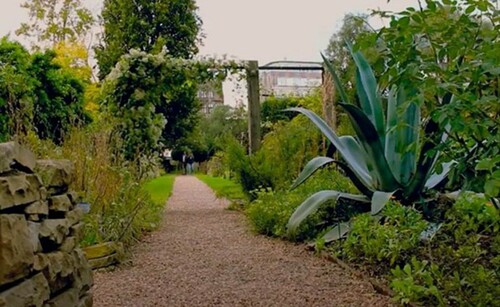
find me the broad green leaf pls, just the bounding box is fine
[286,107,375,191]
[385,86,401,181]
[335,161,375,196]
[291,156,335,190]
[347,43,385,142]
[339,136,372,184]
[322,223,350,242]
[425,161,456,190]
[404,119,444,199]
[286,190,369,236]
[321,53,350,104]
[371,191,395,215]
[340,103,399,191]
[399,89,420,185]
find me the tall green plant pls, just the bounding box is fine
[287,46,454,241]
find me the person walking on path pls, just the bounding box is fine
[181,152,187,175]
[186,153,194,174]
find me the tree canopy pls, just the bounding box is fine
[95,0,202,79]
[16,0,95,47]
[0,37,90,144]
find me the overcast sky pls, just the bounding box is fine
[1,0,414,64]
[0,0,414,106]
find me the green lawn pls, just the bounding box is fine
[196,174,247,202]
[143,175,176,205]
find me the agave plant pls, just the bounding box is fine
[287,45,454,241]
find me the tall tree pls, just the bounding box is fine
[325,13,372,103]
[16,0,95,47]
[0,37,34,140]
[95,0,202,79]
[30,50,91,144]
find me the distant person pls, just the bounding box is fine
[182,152,187,174]
[162,149,173,173]
[187,153,195,174]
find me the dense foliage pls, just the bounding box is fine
[96,0,201,79]
[30,50,90,144]
[358,0,499,197]
[242,2,499,306]
[0,37,90,144]
[328,194,499,306]
[0,38,33,140]
[211,91,324,198]
[103,50,237,161]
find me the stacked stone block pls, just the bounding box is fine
[0,142,93,307]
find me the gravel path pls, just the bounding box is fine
[93,176,391,306]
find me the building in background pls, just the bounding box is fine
[198,80,224,114]
[259,61,322,99]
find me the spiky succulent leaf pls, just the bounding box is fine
[371,191,396,215]
[291,156,335,190]
[399,92,420,185]
[286,191,369,236]
[425,161,456,190]
[347,43,385,143]
[385,86,401,181]
[340,103,400,191]
[286,107,375,192]
[322,223,350,242]
[321,53,350,104]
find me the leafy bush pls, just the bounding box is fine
[247,169,356,240]
[30,50,91,144]
[0,37,33,140]
[0,37,90,144]
[390,257,445,306]
[358,0,499,197]
[217,91,324,198]
[339,202,427,267]
[415,193,500,306]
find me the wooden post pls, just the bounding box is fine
[246,60,261,154]
[322,65,336,131]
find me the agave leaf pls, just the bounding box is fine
[347,43,385,141]
[321,53,350,104]
[425,161,456,190]
[322,222,350,242]
[334,161,375,196]
[404,119,442,199]
[339,136,372,183]
[385,86,402,182]
[286,107,375,192]
[340,103,399,191]
[291,156,335,190]
[371,190,395,215]
[286,190,369,236]
[399,90,420,185]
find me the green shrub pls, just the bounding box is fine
[339,202,427,267]
[388,193,500,306]
[247,169,356,240]
[390,257,445,306]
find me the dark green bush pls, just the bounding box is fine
[247,169,356,240]
[389,193,500,306]
[338,202,427,267]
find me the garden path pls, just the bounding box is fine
[93,176,390,306]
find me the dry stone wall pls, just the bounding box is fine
[0,142,93,307]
